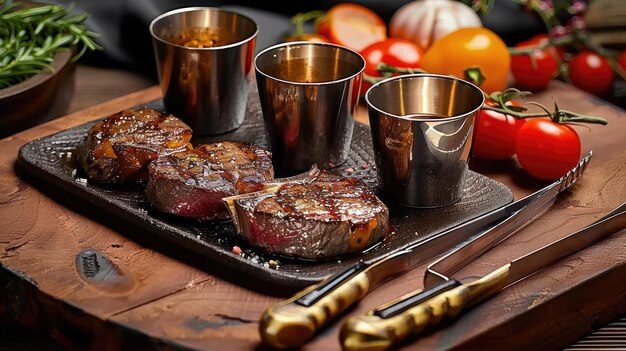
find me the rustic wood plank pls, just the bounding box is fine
[100,81,626,350]
[106,160,626,351]
[408,153,626,351]
[1,80,625,351]
[68,65,153,115]
[0,85,214,349]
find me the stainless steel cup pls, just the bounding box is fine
[150,7,258,135]
[366,74,484,208]
[254,42,365,175]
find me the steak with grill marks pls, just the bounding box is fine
[230,172,389,259]
[78,108,192,184]
[146,141,274,221]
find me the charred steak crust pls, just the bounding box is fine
[146,142,274,221]
[78,108,192,183]
[234,173,389,259]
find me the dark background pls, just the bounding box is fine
[46,0,546,81]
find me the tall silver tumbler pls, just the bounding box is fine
[366,74,484,208]
[254,42,365,175]
[150,8,258,135]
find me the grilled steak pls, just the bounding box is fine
[78,108,192,183]
[146,142,274,221]
[230,172,389,259]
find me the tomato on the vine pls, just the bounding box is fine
[420,27,510,94]
[318,3,387,52]
[568,51,614,95]
[472,100,526,160]
[511,36,559,91]
[515,118,581,181]
[359,38,423,92]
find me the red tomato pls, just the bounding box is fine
[472,100,526,160]
[360,38,423,92]
[511,36,559,91]
[321,4,387,52]
[568,52,614,95]
[515,118,581,181]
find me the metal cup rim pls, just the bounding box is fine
[365,73,485,122]
[253,41,365,86]
[149,7,259,51]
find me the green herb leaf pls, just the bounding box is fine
[0,1,102,87]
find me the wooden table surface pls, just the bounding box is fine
[1,65,626,351]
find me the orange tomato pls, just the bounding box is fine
[320,3,387,52]
[420,27,510,93]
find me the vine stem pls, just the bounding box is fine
[481,105,608,125]
[362,64,428,84]
[290,10,326,36]
[507,35,573,55]
[377,63,426,75]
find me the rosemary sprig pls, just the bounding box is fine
[0,1,102,88]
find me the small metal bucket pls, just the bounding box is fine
[366,74,484,208]
[150,7,258,135]
[254,41,365,175]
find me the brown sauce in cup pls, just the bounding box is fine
[167,27,238,48]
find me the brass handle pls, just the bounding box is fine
[340,264,511,351]
[260,265,373,349]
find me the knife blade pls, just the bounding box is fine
[340,200,626,351]
[259,152,592,349]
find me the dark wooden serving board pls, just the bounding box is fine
[16,95,512,289]
[2,82,626,351]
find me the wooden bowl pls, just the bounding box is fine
[0,50,76,139]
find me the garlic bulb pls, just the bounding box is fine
[390,0,482,50]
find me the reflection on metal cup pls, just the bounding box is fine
[150,7,258,135]
[366,74,485,208]
[254,42,365,175]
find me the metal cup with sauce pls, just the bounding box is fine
[150,7,258,135]
[366,74,484,208]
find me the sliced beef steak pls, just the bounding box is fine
[146,142,274,221]
[231,172,389,259]
[78,108,192,183]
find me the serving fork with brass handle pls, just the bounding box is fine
[340,200,626,351]
[259,152,592,349]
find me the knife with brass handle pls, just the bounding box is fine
[260,197,533,349]
[340,202,626,351]
[260,152,592,349]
